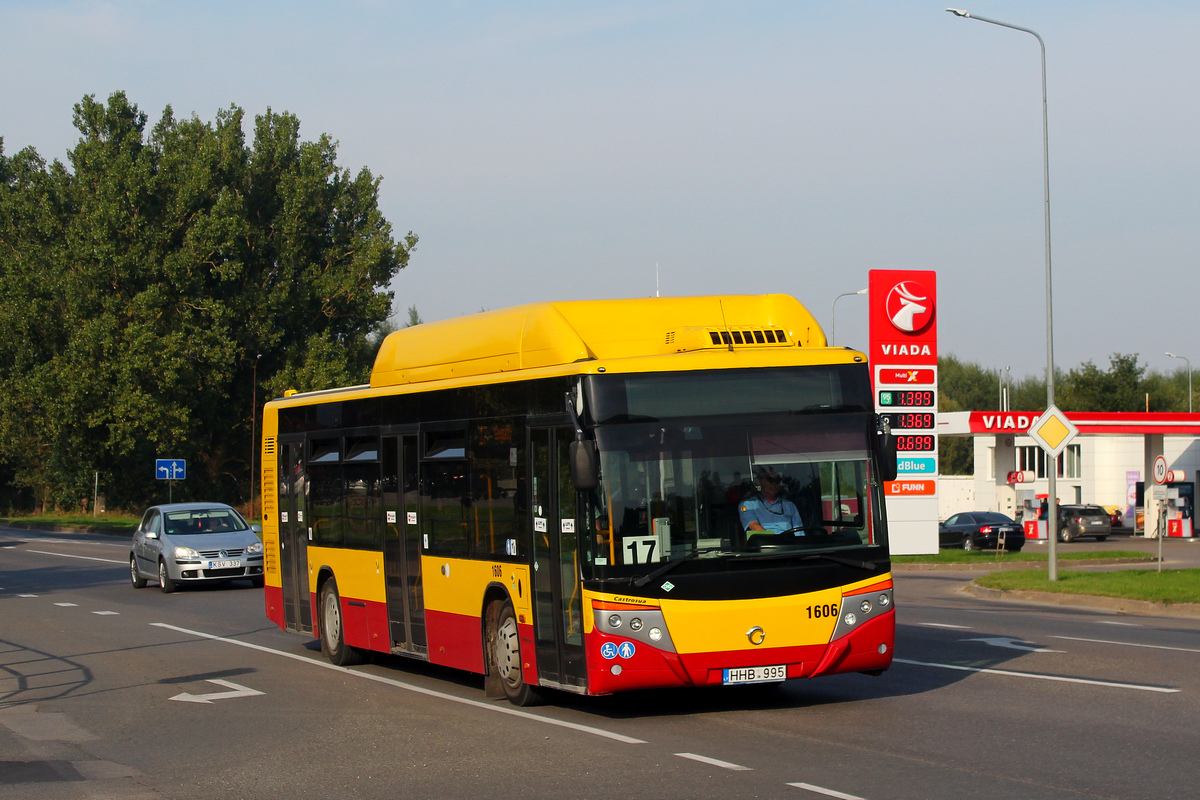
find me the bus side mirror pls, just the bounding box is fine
[876,416,898,483]
[569,440,599,490]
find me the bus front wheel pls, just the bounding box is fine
[320,578,364,666]
[492,600,544,707]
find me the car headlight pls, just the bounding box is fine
[246,541,264,555]
[174,546,199,560]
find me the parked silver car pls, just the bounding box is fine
[130,503,265,593]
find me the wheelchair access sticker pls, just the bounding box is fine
[601,642,636,660]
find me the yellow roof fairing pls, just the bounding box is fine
[370,294,830,389]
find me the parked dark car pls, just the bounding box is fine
[1057,504,1111,542]
[938,511,1025,552]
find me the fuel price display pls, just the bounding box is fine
[877,389,935,408]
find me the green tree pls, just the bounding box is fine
[0,92,416,510]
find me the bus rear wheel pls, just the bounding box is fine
[492,600,544,707]
[320,578,364,666]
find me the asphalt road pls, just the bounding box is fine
[3,526,1199,799]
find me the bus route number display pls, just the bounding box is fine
[878,390,934,408]
[881,412,934,430]
[895,434,936,452]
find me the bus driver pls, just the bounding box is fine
[739,467,804,535]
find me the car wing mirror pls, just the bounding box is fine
[145,531,158,540]
[252,524,263,534]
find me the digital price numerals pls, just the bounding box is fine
[895,434,936,452]
[882,412,935,430]
[878,390,935,408]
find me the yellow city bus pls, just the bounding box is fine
[261,294,897,705]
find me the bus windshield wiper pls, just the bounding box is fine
[632,547,723,588]
[797,552,876,570]
[734,550,876,570]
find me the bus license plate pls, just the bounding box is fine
[207,560,239,569]
[723,665,786,685]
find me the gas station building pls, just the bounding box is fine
[937,411,1200,539]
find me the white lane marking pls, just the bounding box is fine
[93,611,119,616]
[788,781,867,799]
[959,636,1063,653]
[918,623,971,629]
[17,594,37,598]
[26,549,125,565]
[1096,620,1142,627]
[1051,636,1200,654]
[170,679,265,704]
[893,658,1179,693]
[150,623,647,744]
[674,752,751,771]
[54,602,79,607]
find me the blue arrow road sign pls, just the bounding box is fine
[156,459,186,480]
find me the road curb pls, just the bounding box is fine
[960,582,1200,619]
[892,557,1154,572]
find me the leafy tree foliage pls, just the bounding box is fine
[0,92,415,511]
[935,352,1192,475]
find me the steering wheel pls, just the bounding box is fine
[779,524,829,537]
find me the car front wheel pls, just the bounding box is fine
[158,560,176,594]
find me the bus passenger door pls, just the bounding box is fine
[383,434,427,655]
[530,427,586,690]
[278,439,312,634]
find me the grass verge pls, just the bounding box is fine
[976,568,1200,605]
[891,550,1149,565]
[0,514,139,534]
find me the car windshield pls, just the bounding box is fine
[975,512,1015,524]
[584,411,885,581]
[1074,507,1107,518]
[163,508,249,535]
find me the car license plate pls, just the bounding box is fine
[207,559,240,569]
[1090,520,1102,526]
[723,664,786,685]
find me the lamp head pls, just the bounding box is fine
[946,8,971,17]
[1167,352,1177,358]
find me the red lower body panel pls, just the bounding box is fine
[264,585,285,629]
[586,610,895,694]
[425,609,484,674]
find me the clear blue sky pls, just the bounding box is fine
[3,1,1197,381]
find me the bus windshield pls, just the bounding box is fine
[587,411,885,579]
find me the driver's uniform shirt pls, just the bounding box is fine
[738,495,803,533]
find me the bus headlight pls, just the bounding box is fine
[608,614,622,628]
[878,593,890,607]
[842,612,857,627]
[859,599,872,613]
[629,618,643,631]
[648,627,663,641]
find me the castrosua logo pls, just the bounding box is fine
[885,280,934,334]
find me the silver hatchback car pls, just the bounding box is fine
[130,503,265,593]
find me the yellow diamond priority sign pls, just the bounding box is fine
[1027,405,1078,457]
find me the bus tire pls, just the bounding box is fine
[492,599,544,707]
[320,578,364,666]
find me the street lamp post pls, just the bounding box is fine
[830,288,867,347]
[947,8,1059,578]
[1166,352,1192,413]
[250,354,261,523]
